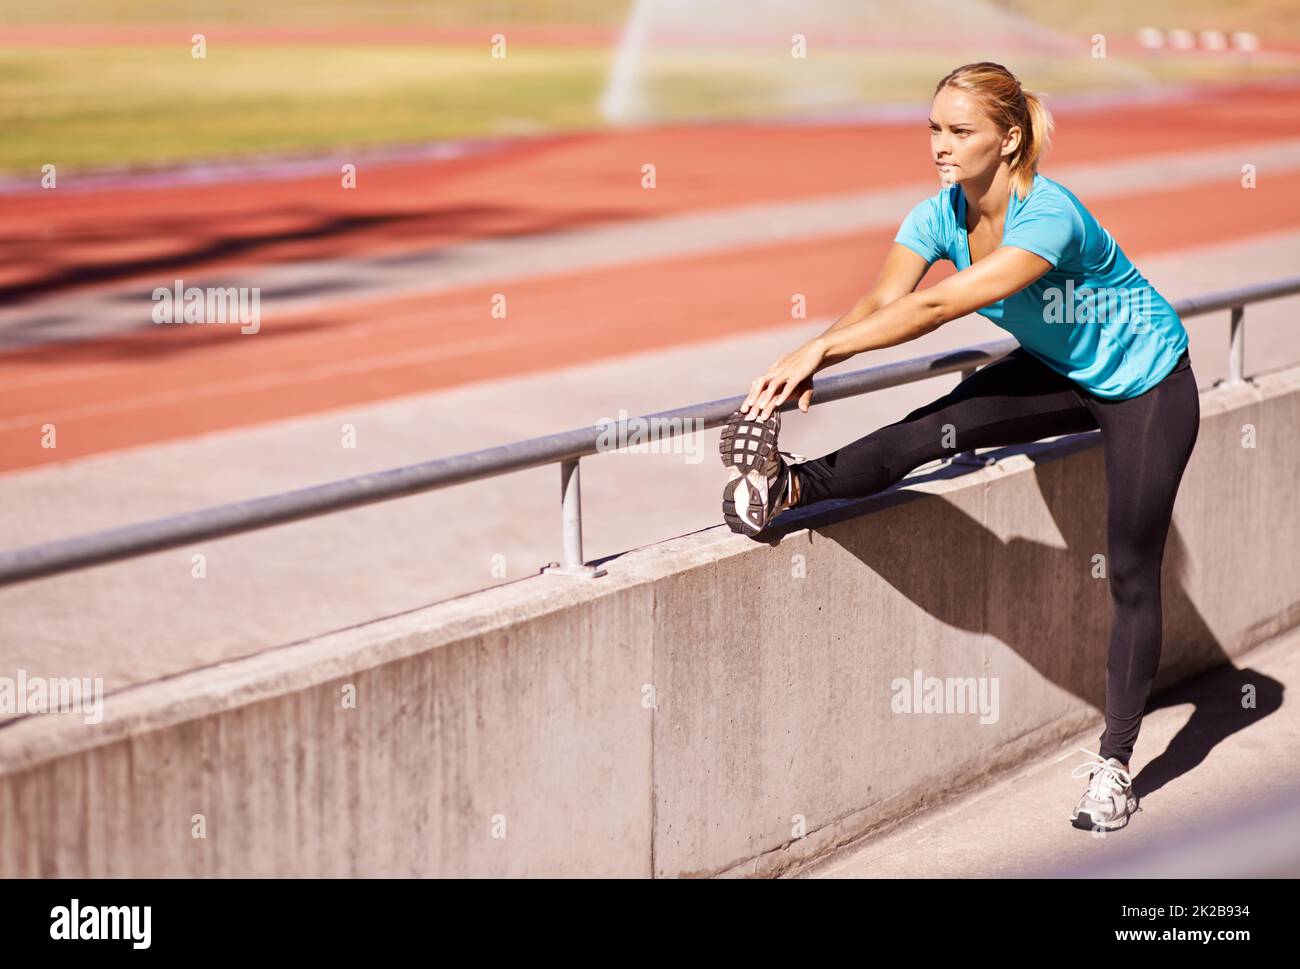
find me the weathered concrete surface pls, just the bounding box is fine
[1,364,1296,876]
[804,625,1300,878]
[0,579,656,876]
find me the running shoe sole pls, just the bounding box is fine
[720,407,787,537]
[1070,794,1139,831]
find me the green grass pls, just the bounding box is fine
[1,25,1296,174]
[0,45,613,172]
[5,0,1299,39]
[0,0,635,26]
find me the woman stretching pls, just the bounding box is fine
[719,62,1199,832]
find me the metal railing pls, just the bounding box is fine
[1,276,1297,587]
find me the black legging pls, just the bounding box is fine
[793,345,1200,765]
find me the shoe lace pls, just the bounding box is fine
[775,451,807,509]
[1069,748,1132,799]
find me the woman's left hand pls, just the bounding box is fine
[742,339,827,420]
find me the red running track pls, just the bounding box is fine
[3,81,1299,472]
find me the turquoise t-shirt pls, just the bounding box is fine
[893,172,1188,400]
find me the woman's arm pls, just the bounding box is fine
[743,245,1054,420]
[739,244,930,418]
[816,246,1054,364]
[817,243,932,343]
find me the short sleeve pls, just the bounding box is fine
[1001,189,1080,269]
[894,197,945,264]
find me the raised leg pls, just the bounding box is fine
[794,348,1099,506]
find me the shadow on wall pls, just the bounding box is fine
[743,431,1285,805]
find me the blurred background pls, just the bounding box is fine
[2,0,1299,170]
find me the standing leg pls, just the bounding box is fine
[1088,355,1201,766]
[794,347,1099,505]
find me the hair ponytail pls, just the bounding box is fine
[1015,88,1054,198]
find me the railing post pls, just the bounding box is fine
[1227,305,1246,386]
[951,366,993,467]
[542,458,607,578]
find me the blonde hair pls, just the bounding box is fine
[934,62,1054,200]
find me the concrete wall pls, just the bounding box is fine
[3,364,1298,877]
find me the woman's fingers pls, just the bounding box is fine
[759,372,814,419]
[741,342,821,418]
[751,376,791,420]
[746,380,771,418]
[743,375,775,416]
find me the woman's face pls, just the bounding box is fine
[929,85,1020,188]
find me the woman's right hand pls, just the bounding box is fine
[742,339,826,420]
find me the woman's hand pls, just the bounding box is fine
[742,339,827,420]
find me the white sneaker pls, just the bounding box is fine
[719,408,805,537]
[1068,748,1138,831]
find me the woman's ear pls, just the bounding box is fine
[1002,124,1022,158]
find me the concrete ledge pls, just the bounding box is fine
[3,363,1298,876]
